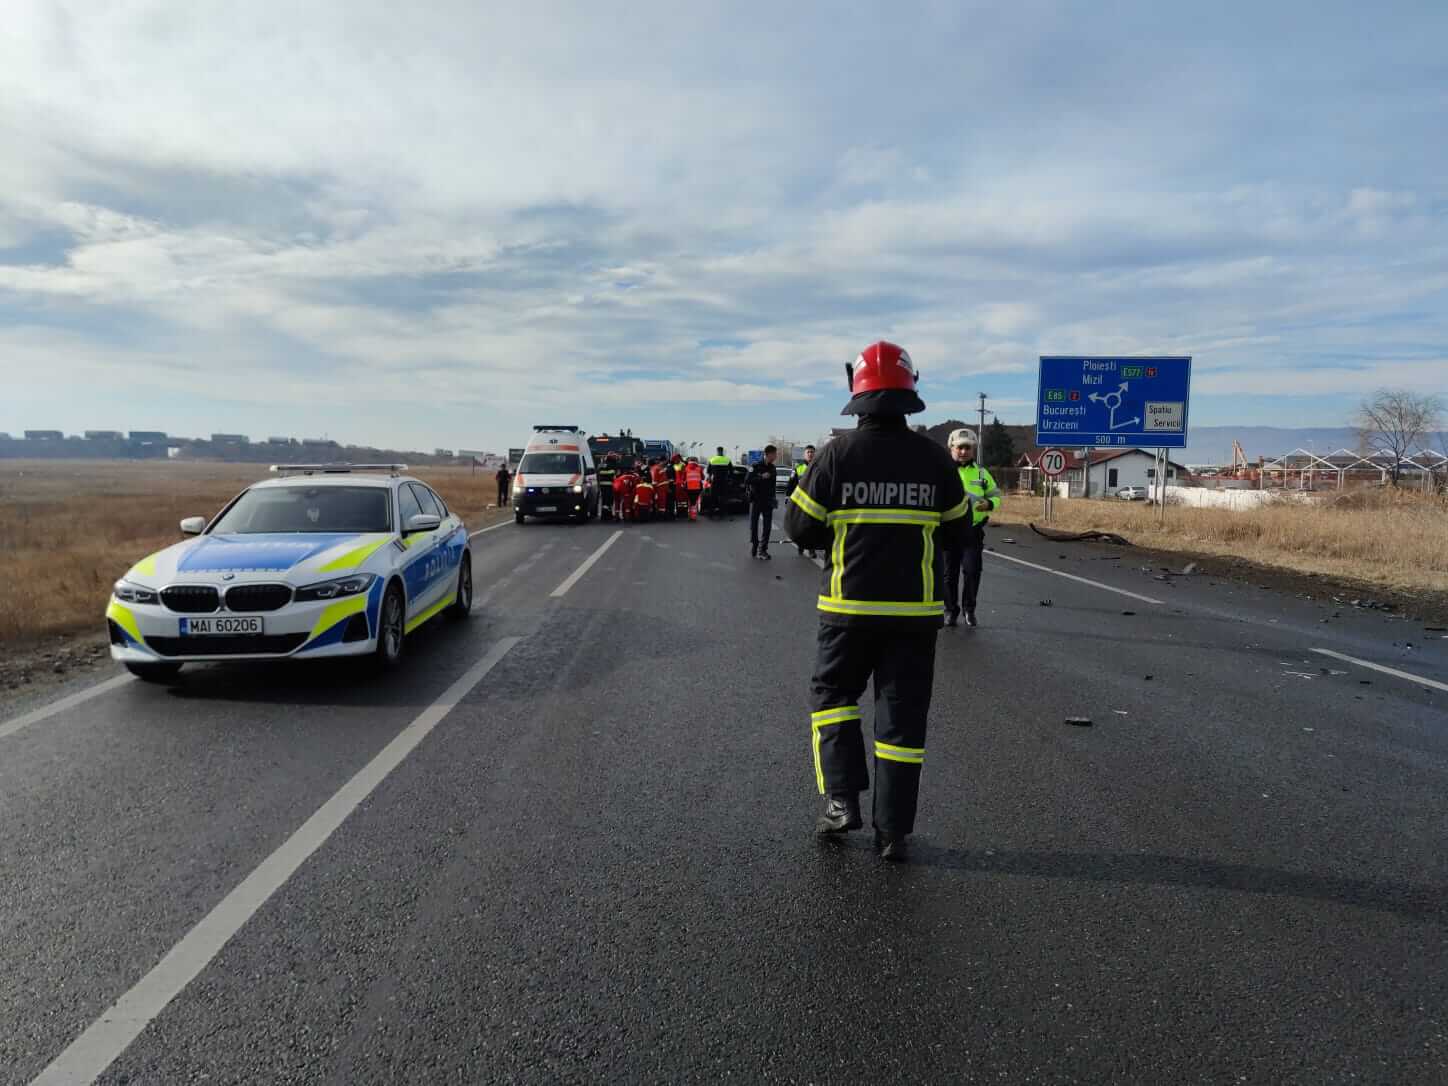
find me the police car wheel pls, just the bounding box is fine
[375,584,405,667]
[125,661,183,684]
[448,557,472,619]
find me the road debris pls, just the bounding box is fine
[1065,716,1093,727]
[1030,523,1132,545]
[1038,599,1053,607]
[1121,610,1136,616]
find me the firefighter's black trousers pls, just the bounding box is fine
[943,523,985,616]
[808,623,938,836]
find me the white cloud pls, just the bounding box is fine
[0,2,1445,448]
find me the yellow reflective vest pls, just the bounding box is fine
[958,463,1002,526]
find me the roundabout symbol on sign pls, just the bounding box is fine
[1039,448,1068,478]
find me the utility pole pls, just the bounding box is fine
[977,393,987,445]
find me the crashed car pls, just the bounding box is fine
[105,465,472,682]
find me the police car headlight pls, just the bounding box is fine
[113,580,159,605]
[295,573,377,602]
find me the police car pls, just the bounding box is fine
[105,465,472,682]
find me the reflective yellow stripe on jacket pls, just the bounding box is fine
[958,463,1002,526]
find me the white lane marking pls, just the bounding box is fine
[1310,648,1448,695]
[549,530,622,598]
[0,675,132,743]
[31,636,522,1086]
[985,550,1164,605]
[469,520,513,539]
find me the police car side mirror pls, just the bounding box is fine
[180,516,206,536]
[404,513,441,535]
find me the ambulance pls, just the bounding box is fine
[512,425,600,524]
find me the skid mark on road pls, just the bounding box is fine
[474,541,555,610]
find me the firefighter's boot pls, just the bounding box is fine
[816,793,862,835]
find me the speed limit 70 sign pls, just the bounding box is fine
[1039,448,1068,478]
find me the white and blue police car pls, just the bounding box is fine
[106,465,472,682]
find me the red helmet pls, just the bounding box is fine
[843,341,925,415]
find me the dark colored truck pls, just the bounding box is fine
[588,433,646,519]
[587,433,645,472]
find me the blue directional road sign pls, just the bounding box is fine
[1035,356,1192,448]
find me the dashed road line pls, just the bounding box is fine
[549,530,623,598]
[30,636,523,1086]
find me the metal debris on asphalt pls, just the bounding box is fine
[1065,716,1093,727]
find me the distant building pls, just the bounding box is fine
[24,430,63,441]
[1020,448,1185,497]
[434,448,455,458]
[210,433,250,444]
[128,431,168,443]
[265,436,294,446]
[84,430,124,440]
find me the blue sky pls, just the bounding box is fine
[1,1,1444,454]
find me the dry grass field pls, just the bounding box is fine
[0,460,512,645]
[996,488,1448,597]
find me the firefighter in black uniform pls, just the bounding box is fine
[784,341,970,861]
[596,452,620,519]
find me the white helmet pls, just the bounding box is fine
[948,428,978,449]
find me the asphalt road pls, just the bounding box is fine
[2,511,1445,1084]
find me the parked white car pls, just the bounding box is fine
[1117,486,1148,501]
[105,465,472,682]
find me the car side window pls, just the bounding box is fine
[409,483,440,517]
[398,484,423,528]
[427,487,449,516]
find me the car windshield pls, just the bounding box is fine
[209,485,393,534]
[518,453,581,474]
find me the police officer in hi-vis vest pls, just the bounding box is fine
[784,342,969,861]
[942,428,1003,628]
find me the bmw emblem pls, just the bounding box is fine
[222,572,236,581]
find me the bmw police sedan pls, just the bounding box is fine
[105,465,473,682]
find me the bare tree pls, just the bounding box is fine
[1356,388,1444,485]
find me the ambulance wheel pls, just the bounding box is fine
[125,662,183,684]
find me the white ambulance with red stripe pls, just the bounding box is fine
[512,425,601,524]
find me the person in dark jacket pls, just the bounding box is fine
[495,464,511,507]
[747,445,779,559]
[784,342,969,861]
